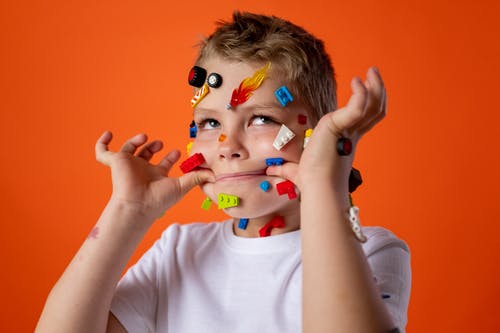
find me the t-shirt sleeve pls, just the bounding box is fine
[110,225,177,333]
[363,227,412,333]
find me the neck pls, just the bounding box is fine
[232,211,300,238]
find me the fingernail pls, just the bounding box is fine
[372,66,380,74]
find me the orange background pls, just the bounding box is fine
[1,0,499,331]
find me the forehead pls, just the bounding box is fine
[196,57,284,105]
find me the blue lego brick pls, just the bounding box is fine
[265,157,284,166]
[238,218,249,230]
[259,180,271,192]
[274,86,294,107]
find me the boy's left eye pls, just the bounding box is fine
[251,115,276,126]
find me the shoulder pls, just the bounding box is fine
[361,226,410,257]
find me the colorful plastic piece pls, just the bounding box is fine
[207,73,223,88]
[303,128,313,148]
[274,86,294,107]
[259,180,271,192]
[188,66,207,88]
[201,197,212,210]
[229,62,271,109]
[179,153,205,173]
[337,137,353,156]
[186,142,193,154]
[259,216,285,237]
[238,218,249,230]
[276,180,297,200]
[189,120,197,138]
[217,193,239,209]
[218,134,226,142]
[191,83,210,108]
[298,114,307,125]
[273,124,295,150]
[265,157,284,166]
[349,167,362,193]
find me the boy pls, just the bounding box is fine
[36,12,411,333]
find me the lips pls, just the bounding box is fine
[215,169,267,182]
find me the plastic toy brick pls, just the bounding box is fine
[303,128,313,148]
[259,180,271,192]
[348,167,363,193]
[276,180,297,200]
[186,141,193,154]
[265,157,284,166]
[190,83,210,108]
[238,218,249,230]
[273,124,295,150]
[218,134,226,142]
[258,216,285,237]
[179,153,205,173]
[217,193,239,209]
[298,114,307,125]
[274,86,294,107]
[189,120,197,138]
[201,197,212,210]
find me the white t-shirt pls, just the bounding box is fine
[110,220,411,332]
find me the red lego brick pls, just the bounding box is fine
[258,216,285,237]
[276,180,297,199]
[179,153,205,173]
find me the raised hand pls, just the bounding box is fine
[267,67,387,192]
[95,131,214,221]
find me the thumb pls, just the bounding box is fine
[178,169,215,195]
[266,162,299,184]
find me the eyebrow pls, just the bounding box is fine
[195,102,282,114]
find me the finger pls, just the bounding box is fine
[364,67,386,118]
[137,140,163,162]
[157,149,181,173]
[178,169,216,195]
[95,131,114,166]
[323,77,368,136]
[266,162,300,184]
[120,133,148,154]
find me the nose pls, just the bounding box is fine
[218,132,249,160]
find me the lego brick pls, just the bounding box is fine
[298,114,307,125]
[238,218,249,230]
[273,124,295,150]
[258,216,285,237]
[265,157,284,166]
[276,180,297,200]
[274,86,294,107]
[201,197,212,210]
[179,153,205,173]
[259,180,271,192]
[217,193,239,209]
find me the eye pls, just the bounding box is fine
[197,118,220,130]
[251,115,277,126]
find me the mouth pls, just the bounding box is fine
[215,169,267,182]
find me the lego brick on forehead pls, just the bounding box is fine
[274,86,294,107]
[191,83,210,108]
[228,62,271,109]
[188,66,207,88]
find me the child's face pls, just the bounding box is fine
[190,57,312,220]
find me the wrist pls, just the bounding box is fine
[104,197,157,231]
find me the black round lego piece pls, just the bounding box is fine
[188,66,207,88]
[337,137,353,156]
[207,73,223,88]
[348,167,363,193]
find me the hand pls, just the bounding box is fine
[267,67,387,192]
[95,131,214,220]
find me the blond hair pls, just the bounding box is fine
[195,11,337,125]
